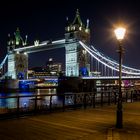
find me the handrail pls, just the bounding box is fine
[0,89,139,119]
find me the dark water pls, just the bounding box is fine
[0,88,58,109]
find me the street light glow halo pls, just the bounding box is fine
[114,27,126,40]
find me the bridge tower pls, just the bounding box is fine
[65,9,90,77]
[7,28,28,79]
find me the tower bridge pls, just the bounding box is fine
[1,10,140,80]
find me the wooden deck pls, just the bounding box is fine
[0,102,140,140]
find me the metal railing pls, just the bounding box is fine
[0,88,140,119]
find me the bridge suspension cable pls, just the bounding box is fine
[79,41,140,75]
[90,46,140,73]
[0,54,8,69]
[0,54,8,79]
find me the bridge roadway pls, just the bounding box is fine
[0,102,140,140]
[82,76,140,80]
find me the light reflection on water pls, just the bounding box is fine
[0,88,58,109]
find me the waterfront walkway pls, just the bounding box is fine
[0,102,140,140]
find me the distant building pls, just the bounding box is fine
[28,67,49,79]
[28,58,62,79]
[46,58,62,75]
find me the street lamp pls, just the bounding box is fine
[114,27,126,128]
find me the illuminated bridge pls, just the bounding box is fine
[1,10,140,80]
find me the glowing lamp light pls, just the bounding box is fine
[114,27,126,40]
[24,52,27,55]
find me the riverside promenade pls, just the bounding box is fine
[0,102,140,140]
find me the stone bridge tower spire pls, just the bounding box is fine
[65,9,90,77]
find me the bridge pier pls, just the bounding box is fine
[8,53,28,79]
[7,28,28,79]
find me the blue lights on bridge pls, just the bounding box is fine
[80,67,89,76]
[17,72,24,79]
[19,80,36,90]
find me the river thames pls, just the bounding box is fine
[0,88,58,109]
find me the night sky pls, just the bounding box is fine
[0,0,140,70]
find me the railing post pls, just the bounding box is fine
[114,92,117,104]
[17,96,20,117]
[108,91,110,105]
[74,94,77,109]
[84,93,87,109]
[49,95,52,112]
[34,95,37,114]
[101,92,103,107]
[89,93,92,107]
[93,92,96,108]
[135,90,138,101]
[62,94,65,112]
[138,90,140,101]
[131,90,133,103]
[126,91,128,103]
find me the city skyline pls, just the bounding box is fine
[0,0,140,69]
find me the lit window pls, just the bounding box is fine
[79,27,82,30]
[67,26,70,31]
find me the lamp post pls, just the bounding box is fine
[114,27,126,128]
